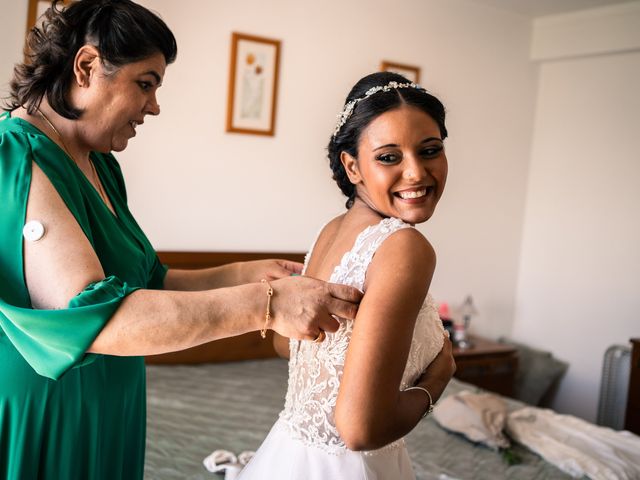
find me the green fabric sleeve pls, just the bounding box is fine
[148,256,168,290]
[0,276,138,380]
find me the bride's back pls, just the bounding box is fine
[278,214,443,455]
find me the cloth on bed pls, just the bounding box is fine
[507,407,640,480]
[432,391,510,450]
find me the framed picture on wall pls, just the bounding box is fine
[380,60,421,84]
[226,32,281,136]
[26,0,74,35]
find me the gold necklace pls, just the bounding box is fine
[35,107,111,208]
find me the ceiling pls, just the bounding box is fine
[465,0,630,17]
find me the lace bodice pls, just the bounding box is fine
[279,217,445,455]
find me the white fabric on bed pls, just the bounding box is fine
[432,390,510,450]
[507,407,640,480]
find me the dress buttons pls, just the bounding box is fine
[23,220,46,242]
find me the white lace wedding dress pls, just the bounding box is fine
[238,217,445,480]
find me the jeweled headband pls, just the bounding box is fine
[332,81,426,138]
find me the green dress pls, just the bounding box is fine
[0,111,167,479]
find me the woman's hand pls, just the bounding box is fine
[266,275,362,341]
[414,334,456,404]
[238,259,303,284]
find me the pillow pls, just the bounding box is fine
[498,337,568,406]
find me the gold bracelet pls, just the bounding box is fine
[259,279,274,339]
[404,386,434,418]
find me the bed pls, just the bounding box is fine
[143,252,637,479]
[144,358,574,480]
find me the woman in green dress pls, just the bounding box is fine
[0,1,361,478]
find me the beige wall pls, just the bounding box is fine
[0,0,28,89]
[513,2,640,422]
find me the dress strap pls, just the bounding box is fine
[351,217,412,267]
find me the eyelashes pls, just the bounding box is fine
[375,145,444,164]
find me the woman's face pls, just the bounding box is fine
[346,105,448,225]
[76,52,167,153]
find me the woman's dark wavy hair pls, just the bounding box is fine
[327,72,448,208]
[5,0,177,119]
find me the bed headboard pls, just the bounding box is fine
[144,251,305,365]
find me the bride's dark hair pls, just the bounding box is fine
[327,72,447,208]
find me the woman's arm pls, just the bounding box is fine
[23,163,360,356]
[163,259,303,291]
[334,228,452,451]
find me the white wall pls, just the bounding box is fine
[2,2,537,366]
[0,0,28,92]
[513,3,640,422]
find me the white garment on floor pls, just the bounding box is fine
[507,407,640,480]
[238,217,445,480]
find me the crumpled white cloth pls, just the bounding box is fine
[432,390,510,450]
[507,407,640,480]
[203,449,255,480]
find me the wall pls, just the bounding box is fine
[1,2,536,346]
[0,0,28,89]
[513,2,640,422]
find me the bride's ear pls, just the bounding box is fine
[341,152,362,185]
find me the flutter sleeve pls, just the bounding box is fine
[0,276,139,380]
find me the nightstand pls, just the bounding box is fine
[453,335,518,397]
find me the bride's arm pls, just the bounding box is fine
[335,228,452,451]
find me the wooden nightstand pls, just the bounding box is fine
[453,335,518,397]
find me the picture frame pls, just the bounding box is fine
[226,32,281,136]
[380,60,421,84]
[26,0,74,36]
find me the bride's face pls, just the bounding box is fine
[343,105,448,225]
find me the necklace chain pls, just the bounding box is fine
[35,107,111,208]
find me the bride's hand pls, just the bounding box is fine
[239,259,303,284]
[413,334,456,404]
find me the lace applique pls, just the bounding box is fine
[279,218,445,455]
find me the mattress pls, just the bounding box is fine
[145,358,573,479]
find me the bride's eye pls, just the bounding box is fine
[420,145,444,158]
[376,153,400,164]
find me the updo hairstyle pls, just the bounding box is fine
[327,72,447,208]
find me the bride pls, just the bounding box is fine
[238,72,456,480]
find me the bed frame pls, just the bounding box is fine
[144,251,304,364]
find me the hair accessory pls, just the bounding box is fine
[259,279,274,339]
[404,385,435,418]
[332,81,426,138]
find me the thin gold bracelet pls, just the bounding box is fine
[259,279,274,339]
